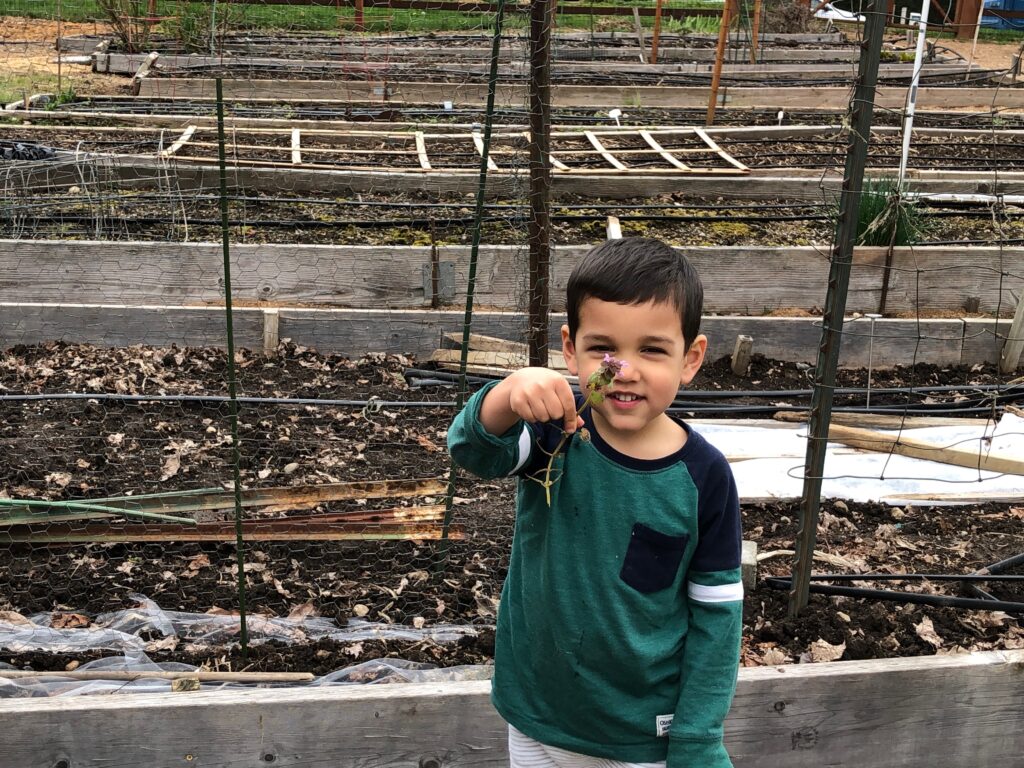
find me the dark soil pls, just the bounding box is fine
[1,342,1021,675]
[3,179,1021,247]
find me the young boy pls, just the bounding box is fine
[447,237,743,768]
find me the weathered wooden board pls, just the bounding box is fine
[0,241,430,308]
[0,302,264,349]
[0,304,974,367]
[18,147,1022,201]
[137,78,1024,110]
[962,318,1017,366]
[96,51,965,78]
[699,316,965,368]
[4,242,1017,316]
[59,31,846,52]
[0,650,1020,768]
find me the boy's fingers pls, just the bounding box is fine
[559,384,578,434]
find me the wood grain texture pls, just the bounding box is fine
[0,651,1020,767]
[7,242,1014,315]
[137,80,1024,109]
[0,304,976,367]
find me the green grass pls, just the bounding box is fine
[1,73,58,105]
[852,178,926,248]
[5,0,722,33]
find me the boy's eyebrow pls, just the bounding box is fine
[581,333,678,345]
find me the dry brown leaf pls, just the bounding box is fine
[760,647,788,666]
[44,472,72,488]
[52,612,90,629]
[416,434,441,453]
[160,453,181,481]
[286,602,317,622]
[809,638,846,663]
[182,553,210,577]
[344,642,364,658]
[915,616,943,649]
[145,635,180,652]
[0,611,32,626]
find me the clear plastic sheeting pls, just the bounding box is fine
[0,653,492,698]
[694,413,1024,504]
[312,658,494,685]
[0,594,484,654]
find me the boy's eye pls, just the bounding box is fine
[588,345,612,353]
[643,347,667,355]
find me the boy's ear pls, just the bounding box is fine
[561,324,579,376]
[680,334,707,386]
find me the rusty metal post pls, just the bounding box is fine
[790,0,887,617]
[528,0,553,367]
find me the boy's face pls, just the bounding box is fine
[562,297,706,447]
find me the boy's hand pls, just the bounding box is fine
[480,367,583,437]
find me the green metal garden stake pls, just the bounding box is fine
[216,77,250,659]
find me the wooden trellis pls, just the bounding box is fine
[157,126,750,175]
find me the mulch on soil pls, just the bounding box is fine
[1,342,1021,674]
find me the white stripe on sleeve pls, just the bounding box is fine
[687,581,744,603]
[510,425,533,475]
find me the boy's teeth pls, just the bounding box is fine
[612,393,638,401]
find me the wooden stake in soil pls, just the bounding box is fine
[750,0,762,65]
[999,291,1024,374]
[791,0,887,618]
[731,334,753,376]
[706,0,734,126]
[651,0,664,64]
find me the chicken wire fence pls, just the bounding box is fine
[3,0,1024,673]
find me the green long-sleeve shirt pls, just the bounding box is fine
[448,382,743,767]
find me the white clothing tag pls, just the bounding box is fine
[655,714,674,737]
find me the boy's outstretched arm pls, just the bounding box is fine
[479,367,581,437]
[668,466,743,768]
[448,368,581,479]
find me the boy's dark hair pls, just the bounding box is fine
[566,237,704,347]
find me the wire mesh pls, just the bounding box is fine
[1,0,1023,685]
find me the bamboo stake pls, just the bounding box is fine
[0,498,196,525]
[750,0,762,65]
[706,0,734,125]
[0,670,314,682]
[651,0,664,65]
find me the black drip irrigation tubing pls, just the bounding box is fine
[764,577,1024,614]
[5,383,1021,418]
[405,368,1024,401]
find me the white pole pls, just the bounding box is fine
[897,0,931,187]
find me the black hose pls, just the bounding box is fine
[800,573,1024,582]
[764,577,1024,613]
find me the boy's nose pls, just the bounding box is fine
[615,359,640,381]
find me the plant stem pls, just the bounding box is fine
[537,395,593,506]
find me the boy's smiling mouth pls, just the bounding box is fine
[607,391,644,405]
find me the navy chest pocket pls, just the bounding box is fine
[620,523,689,594]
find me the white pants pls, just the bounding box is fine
[508,725,667,768]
